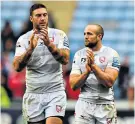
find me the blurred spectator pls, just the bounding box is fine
[2,50,26,99]
[1,86,11,108]
[1,69,13,101]
[127,74,134,109]
[4,38,15,53]
[17,20,33,38]
[2,38,15,73]
[1,21,16,50]
[64,70,80,100]
[2,52,14,74]
[118,55,130,99]
[8,69,26,98]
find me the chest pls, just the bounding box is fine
[27,36,60,65]
[79,54,108,73]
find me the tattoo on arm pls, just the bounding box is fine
[47,43,69,65]
[13,49,33,72]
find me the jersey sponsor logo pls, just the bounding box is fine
[38,42,44,46]
[81,58,86,64]
[16,42,21,47]
[64,36,69,48]
[64,42,69,48]
[99,56,106,63]
[112,57,120,68]
[64,36,68,42]
[56,105,62,113]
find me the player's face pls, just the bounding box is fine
[84,26,99,48]
[30,8,48,30]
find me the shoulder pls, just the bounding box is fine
[75,47,86,57]
[103,46,119,56]
[49,28,66,36]
[18,30,33,42]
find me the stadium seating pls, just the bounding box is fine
[1,1,32,36]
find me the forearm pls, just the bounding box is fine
[13,48,33,72]
[91,64,114,88]
[47,42,69,65]
[70,72,90,90]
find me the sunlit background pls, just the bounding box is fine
[1,1,134,124]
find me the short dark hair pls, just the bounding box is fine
[30,3,47,16]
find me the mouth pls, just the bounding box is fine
[39,23,45,25]
[39,23,47,28]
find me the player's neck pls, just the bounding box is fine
[91,41,102,52]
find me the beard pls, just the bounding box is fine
[85,40,98,48]
[35,22,48,30]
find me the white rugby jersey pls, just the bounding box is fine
[15,28,69,93]
[71,46,120,103]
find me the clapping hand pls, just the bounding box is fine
[85,48,95,73]
[38,25,50,46]
[86,48,95,65]
[29,29,39,50]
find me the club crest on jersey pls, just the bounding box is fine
[56,105,62,113]
[81,58,86,64]
[99,56,106,63]
[49,36,54,42]
[106,118,112,124]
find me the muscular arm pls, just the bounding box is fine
[91,64,119,88]
[70,72,89,91]
[13,48,33,72]
[47,42,70,65]
[70,60,91,90]
[13,30,39,72]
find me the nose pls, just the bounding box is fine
[85,34,88,39]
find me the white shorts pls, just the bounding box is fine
[22,91,67,122]
[75,99,117,124]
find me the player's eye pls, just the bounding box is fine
[36,14,41,17]
[43,13,47,17]
[87,32,92,35]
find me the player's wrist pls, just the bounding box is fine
[27,47,34,53]
[43,39,50,46]
[85,68,91,75]
[21,48,33,64]
[90,64,96,71]
[47,42,55,51]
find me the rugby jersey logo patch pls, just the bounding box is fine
[99,56,106,63]
[56,105,62,113]
[81,58,86,64]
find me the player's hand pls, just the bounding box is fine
[86,48,95,65]
[85,57,92,73]
[29,29,39,50]
[38,26,50,46]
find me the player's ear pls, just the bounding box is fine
[98,34,102,40]
[30,16,33,23]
